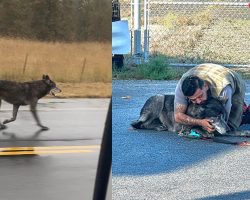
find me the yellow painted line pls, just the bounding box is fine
[0,145,100,152]
[0,145,100,156]
[0,149,94,156]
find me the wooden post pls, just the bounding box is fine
[23,53,28,74]
[80,58,86,82]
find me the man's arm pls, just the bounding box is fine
[174,103,202,126]
[174,103,215,132]
[174,80,202,126]
[174,81,215,132]
[219,85,233,121]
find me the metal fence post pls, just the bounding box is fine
[144,0,149,63]
[134,0,142,64]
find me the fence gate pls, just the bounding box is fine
[120,0,250,67]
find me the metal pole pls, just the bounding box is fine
[134,0,141,64]
[169,63,250,68]
[130,0,133,55]
[149,1,249,6]
[144,0,149,62]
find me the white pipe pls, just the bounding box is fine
[149,2,249,6]
[144,0,149,62]
[169,63,250,68]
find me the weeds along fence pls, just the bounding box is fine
[119,0,250,67]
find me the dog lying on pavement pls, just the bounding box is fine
[131,94,250,138]
[0,75,61,130]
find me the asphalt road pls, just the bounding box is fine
[0,98,110,200]
[112,80,250,200]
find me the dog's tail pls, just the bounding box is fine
[131,120,143,129]
[131,114,150,129]
[131,121,142,129]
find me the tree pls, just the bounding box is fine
[0,0,111,42]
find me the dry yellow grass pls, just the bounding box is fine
[56,82,111,98]
[0,37,112,83]
[0,37,112,98]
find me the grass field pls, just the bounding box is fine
[0,37,112,98]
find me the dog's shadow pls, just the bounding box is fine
[1,128,47,141]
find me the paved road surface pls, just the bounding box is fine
[112,80,250,200]
[0,98,110,200]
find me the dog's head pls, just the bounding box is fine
[210,115,230,135]
[187,97,230,135]
[42,75,61,96]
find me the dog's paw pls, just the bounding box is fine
[3,120,10,124]
[0,124,7,130]
[40,126,49,131]
[155,125,167,131]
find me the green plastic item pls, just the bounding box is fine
[188,129,201,139]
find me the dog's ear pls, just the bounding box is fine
[42,75,51,85]
[42,75,50,80]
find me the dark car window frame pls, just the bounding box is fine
[93,100,111,200]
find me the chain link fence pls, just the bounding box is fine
[120,0,250,66]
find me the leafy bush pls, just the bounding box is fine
[113,56,187,80]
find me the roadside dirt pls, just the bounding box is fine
[50,82,111,98]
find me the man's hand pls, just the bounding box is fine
[199,118,215,133]
[175,103,215,133]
